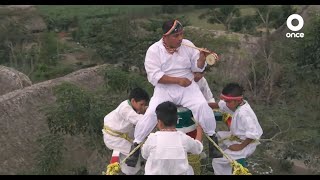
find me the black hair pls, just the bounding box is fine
[162,19,183,35]
[222,83,244,97]
[155,101,178,127]
[162,20,175,34]
[128,87,150,102]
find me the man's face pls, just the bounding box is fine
[164,30,184,48]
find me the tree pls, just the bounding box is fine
[290,15,320,84]
[230,15,259,34]
[270,5,297,29]
[205,5,241,31]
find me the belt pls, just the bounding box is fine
[103,125,133,143]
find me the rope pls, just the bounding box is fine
[188,154,201,175]
[191,117,251,175]
[103,125,133,143]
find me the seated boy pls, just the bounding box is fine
[212,83,263,175]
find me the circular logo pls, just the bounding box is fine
[286,14,304,32]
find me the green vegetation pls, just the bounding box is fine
[1,5,319,174]
[105,67,154,95]
[35,133,64,175]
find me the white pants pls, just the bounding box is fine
[134,81,216,143]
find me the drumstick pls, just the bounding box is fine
[182,43,211,53]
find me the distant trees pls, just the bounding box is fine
[289,14,320,84]
[200,5,241,31]
[200,5,297,35]
[0,9,73,82]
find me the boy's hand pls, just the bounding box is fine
[227,144,244,151]
[195,124,203,141]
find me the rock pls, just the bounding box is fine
[0,66,32,96]
[0,64,109,175]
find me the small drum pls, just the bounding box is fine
[176,106,223,139]
[206,53,218,65]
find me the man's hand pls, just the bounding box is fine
[177,78,192,87]
[195,124,203,142]
[193,72,204,82]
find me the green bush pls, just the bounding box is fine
[45,82,110,152]
[47,83,92,136]
[35,133,64,175]
[104,67,153,95]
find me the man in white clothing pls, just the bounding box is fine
[126,19,222,167]
[102,87,149,175]
[211,83,263,175]
[141,101,203,175]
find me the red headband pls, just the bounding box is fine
[220,94,243,101]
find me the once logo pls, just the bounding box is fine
[286,14,304,38]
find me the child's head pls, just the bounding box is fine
[155,101,178,129]
[220,83,244,111]
[129,87,150,114]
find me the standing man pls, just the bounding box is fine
[126,19,222,167]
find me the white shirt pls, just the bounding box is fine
[102,100,143,154]
[215,101,263,161]
[230,101,263,140]
[141,131,203,175]
[145,38,207,87]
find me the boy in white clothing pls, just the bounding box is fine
[102,87,149,175]
[141,101,203,175]
[212,83,263,175]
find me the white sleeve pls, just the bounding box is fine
[243,116,263,140]
[184,39,207,72]
[141,134,155,160]
[145,47,165,86]
[184,135,203,154]
[119,104,144,125]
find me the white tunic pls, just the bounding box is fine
[212,101,263,175]
[134,38,217,143]
[102,100,143,154]
[145,38,206,87]
[141,131,203,175]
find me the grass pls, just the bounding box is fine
[178,6,256,31]
[239,7,256,16]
